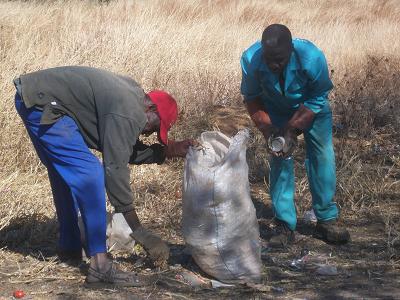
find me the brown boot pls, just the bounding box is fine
[268,220,295,248]
[314,220,350,244]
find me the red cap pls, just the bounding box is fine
[147,90,178,145]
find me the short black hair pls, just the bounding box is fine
[261,24,293,56]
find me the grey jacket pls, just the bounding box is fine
[16,66,166,213]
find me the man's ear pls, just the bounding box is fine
[144,94,158,112]
[146,103,157,113]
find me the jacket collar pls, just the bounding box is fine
[259,49,300,94]
[284,50,301,90]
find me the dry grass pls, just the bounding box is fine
[0,0,399,296]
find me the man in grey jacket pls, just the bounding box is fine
[14,66,194,287]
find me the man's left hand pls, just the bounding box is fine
[282,127,298,158]
[166,139,196,158]
[287,104,315,131]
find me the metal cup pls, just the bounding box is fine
[268,136,286,152]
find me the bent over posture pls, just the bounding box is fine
[14,66,193,286]
[240,24,350,247]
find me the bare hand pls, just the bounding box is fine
[166,139,196,158]
[282,127,298,158]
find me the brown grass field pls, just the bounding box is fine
[0,0,399,299]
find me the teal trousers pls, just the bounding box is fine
[268,104,338,230]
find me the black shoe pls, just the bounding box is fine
[268,220,295,248]
[314,220,350,244]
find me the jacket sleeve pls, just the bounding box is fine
[240,53,263,102]
[303,51,334,114]
[101,114,140,213]
[129,140,166,165]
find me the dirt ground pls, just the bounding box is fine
[1,1,399,298]
[0,107,399,299]
[0,184,399,300]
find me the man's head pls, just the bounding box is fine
[261,24,293,74]
[144,90,178,145]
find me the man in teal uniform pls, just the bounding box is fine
[241,24,350,246]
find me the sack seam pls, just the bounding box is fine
[212,169,237,279]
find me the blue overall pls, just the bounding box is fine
[15,93,107,256]
[241,38,339,230]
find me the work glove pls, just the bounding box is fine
[165,139,196,158]
[130,226,170,269]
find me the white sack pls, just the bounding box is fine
[79,212,135,252]
[106,212,136,251]
[182,130,262,283]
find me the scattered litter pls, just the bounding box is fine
[316,265,338,276]
[300,248,310,257]
[303,209,317,224]
[290,251,338,276]
[175,188,182,199]
[175,270,207,287]
[169,264,182,270]
[13,290,25,298]
[271,286,285,293]
[290,258,305,270]
[133,257,146,268]
[211,279,235,288]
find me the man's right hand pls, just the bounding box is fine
[245,99,283,156]
[245,98,275,141]
[130,226,170,269]
[282,127,298,158]
[165,139,196,158]
[260,125,280,144]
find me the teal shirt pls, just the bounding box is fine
[240,38,333,114]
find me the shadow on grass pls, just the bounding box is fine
[0,214,59,259]
[251,193,275,242]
